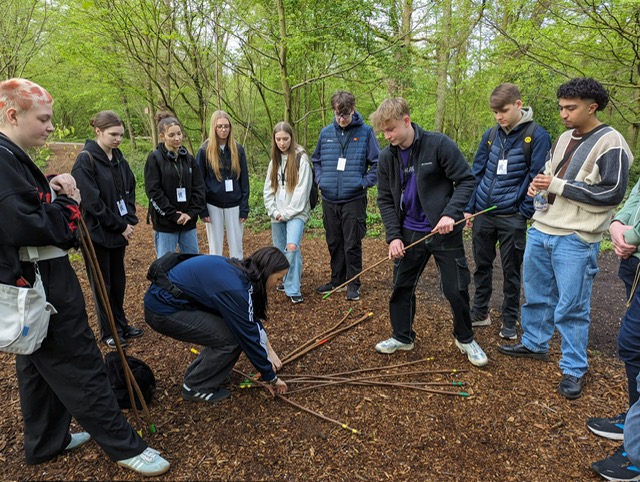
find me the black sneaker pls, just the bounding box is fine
[558,374,584,400]
[346,285,360,301]
[289,295,304,304]
[276,284,285,292]
[315,282,346,295]
[105,336,128,349]
[591,444,640,481]
[124,326,144,339]
[182,384,230,403]
[587,412,626,441]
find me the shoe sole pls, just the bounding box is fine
[497,346,549,360]
[346,296,360,301]
[499,332,518,340]
[471,320,491,327]
[375,344,414,354]
[586,426,624,441]
[290,298,304,304]
[117,460,170,476]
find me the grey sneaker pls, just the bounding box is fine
[346,285,360,301]
[64,432,91,451]
[316,282,346,294]
[455,339,489,367]
[375,337,414,354]
[500,324,517,340]
[471,313,491,327]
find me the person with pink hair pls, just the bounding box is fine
[0,78,169,476]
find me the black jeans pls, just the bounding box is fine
[145,307,242,391]
[322,197,367,289]
[87,243,130,341]
[470,213,527,328]
[389,227,474,344]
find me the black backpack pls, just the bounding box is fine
[147,252,202,298]
[486,121,538,168]
[295,150,319,210]
[104,352,155,410]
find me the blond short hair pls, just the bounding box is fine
[370,98,410,132]
[0,78,53,127]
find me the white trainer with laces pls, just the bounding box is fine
[117,447,170,476]
[375,337,414,354]
[455,339,488,367]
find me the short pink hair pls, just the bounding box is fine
[0,78,53,126]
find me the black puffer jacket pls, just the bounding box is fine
[72,140,137,248]
[144,144,207,232]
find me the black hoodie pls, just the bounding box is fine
[144,143,207,232]
[72,139,137,248]
[0,133,80,284]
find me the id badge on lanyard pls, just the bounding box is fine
[176,187,187,202]
[117,198,128,216]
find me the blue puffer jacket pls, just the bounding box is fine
[312,111,379,204]
[466,110,551,219]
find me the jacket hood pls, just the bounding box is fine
[502,107,535,134]
[156,143,189,160]
[332,110,365,130]
[83,139,124,165]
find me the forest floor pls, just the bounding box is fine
[0,143,630,481]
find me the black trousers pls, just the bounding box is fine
[322,197,367,289]
[16,257,146,465]
[87,243,130,341]
[470,213,526,327]
[145,307,242,391]
[389,228,474,344]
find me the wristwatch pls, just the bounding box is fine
[268,376,279,386]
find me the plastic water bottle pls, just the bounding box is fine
[533,190,549,212]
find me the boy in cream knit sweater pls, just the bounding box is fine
[498,78,633,400]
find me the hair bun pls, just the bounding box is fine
[156,111,176,123]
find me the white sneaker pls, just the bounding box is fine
[455,339,488,367]
[375,337,414,354]
[64,432,91,451]
[117,447,170,476]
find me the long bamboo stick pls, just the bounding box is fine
[323,206,497,299]
[280,308,352,363]
[281,312,373,366]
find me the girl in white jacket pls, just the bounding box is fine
[263,122,313,303]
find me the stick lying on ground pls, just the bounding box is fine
[281,311,373,366]
[281,308,352,364]
[323,205,498,299]
[232,368,361,435]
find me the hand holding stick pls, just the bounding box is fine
[323,206,497,299]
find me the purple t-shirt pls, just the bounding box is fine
[399,147,431,232]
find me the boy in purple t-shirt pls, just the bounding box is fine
[370,98,488,368]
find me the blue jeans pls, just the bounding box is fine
[154,229,199,258]
[271,218,305,296]
[521,227,599,378]
[618,256,640,407]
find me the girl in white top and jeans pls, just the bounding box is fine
[263,122,313,303]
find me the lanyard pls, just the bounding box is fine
[336,126,354,157]
[171,157,184,188]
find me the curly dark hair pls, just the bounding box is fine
[557,78,609,111]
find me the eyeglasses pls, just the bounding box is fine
[216,124,231,130]
[335,111,352,120]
